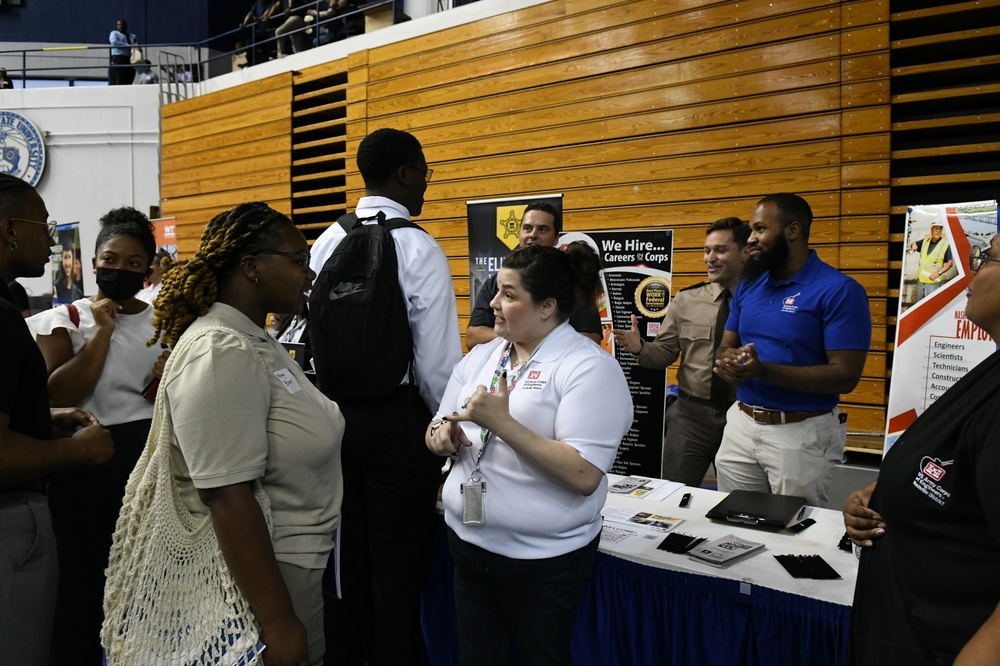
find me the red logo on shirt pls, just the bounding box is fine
[528,370,541,380]
[783,296,796,306]
[923,460,946,481]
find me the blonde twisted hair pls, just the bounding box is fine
[149,202,288,346]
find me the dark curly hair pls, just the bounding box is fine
[0,173,35,217]
[502,243,601,321]
[356,128,423,189]
[95,207,156,264]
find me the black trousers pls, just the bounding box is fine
[109,55,134,85]
[323,385,442,666]
[447,529,600,666]
[48,419,151,665]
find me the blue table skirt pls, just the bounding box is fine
[421,518,850,666]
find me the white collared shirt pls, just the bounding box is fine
[438,321,634,559]
[309,196,462,410]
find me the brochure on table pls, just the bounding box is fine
[599,477,859,606]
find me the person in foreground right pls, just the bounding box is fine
[844,235,1000,664]
[427,244,633,666]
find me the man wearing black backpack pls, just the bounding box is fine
[309,128,461,666]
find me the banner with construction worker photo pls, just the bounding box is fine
[885,199,998,452]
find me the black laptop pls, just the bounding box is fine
[280,341,309,371]
[705,490,807,532]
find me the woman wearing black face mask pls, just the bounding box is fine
[27,206,167,663]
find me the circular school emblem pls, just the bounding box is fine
[0,111,46,186]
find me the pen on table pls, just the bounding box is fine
[679,493,691,508]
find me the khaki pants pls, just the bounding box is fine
[277,562,325,666]
[714,403,845,506]
[660,396,728,486]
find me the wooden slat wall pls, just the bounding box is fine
[160,0,916,448]
[886,0,1000,355]
[160,73,293,254]
[343,0,893,442]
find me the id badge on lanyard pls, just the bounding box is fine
[461,479,486,526]
[460,341,530,527]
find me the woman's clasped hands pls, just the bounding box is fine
[426,373,514,456]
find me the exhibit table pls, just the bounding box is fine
[421,479,858,666]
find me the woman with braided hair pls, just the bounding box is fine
[104,202,344,666]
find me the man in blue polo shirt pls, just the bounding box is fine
[714,193,870,506]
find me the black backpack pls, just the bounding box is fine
[309,211,423,400]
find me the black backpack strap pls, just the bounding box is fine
[336,212,359,233]
[383,217,423,233]
[340,210,425,234]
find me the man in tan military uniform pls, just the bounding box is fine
[614,217,749,485]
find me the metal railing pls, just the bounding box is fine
[0,0,400,92]
[0,43,201,88]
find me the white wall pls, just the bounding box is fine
[0,84,161,300]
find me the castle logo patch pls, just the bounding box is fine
[781,291,801,314]
[914,456,952,506]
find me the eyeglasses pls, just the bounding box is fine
[10,217,58,236]
[405,164,433,183]
[258,249,311,270]
[969,246,1000,273]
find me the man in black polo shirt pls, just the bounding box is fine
[0,173,114,665]
[466,202,602,349]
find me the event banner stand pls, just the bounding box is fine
[467,195,672,477]
[885,199,998,452]
[52,222,83,305]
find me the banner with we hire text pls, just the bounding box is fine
[884,199,998,453]
[466,194,672,476]
[559,229,673,477]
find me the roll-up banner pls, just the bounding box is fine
[885,199,998,452]
[467,195,672,476]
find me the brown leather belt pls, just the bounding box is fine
[737,401,829,425]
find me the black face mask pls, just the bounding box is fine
[96,267,146,302]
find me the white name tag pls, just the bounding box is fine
[274,368,301,394]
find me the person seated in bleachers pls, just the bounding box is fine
[308,0,362,46]
[134,60,158,85]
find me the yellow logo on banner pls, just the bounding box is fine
[496,205,527,250]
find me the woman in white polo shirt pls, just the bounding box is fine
[426,243,633,666]
[104,202,344,666]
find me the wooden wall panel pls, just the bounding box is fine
[160,73,293,241]
[159,0,904,444]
